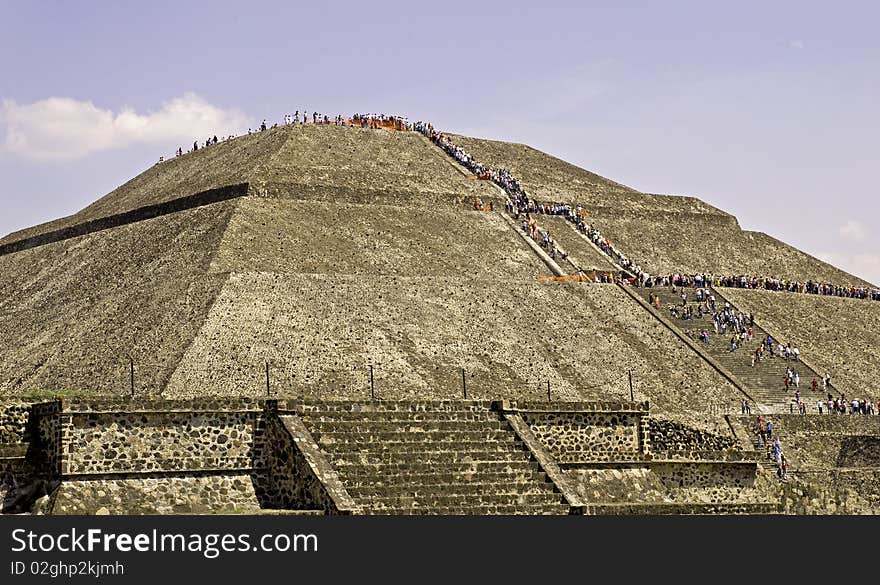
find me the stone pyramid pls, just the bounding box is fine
[0,123,876,433]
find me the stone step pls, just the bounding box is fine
[303,420,511,434]
[300,411,502,423]
[331,449,534,466]
[346,480,556,499]
[292,401,494,414]
[325,441,530,457]
[362,503,571,515]
[313,430,517,445]
[336,469,550,488]
[362,492,564,510]
[583,502,780,515]
[332,460,544,478]
[636,285,824,411]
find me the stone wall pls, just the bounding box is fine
[773,472,877,515]
[262,415,357,514]
[647,418,737,452]
[33,401,61,476]
[652,462,762,504]
[55,399,265,476]
[565,461,765,506]
[520,409,645,462]
[32,400,270,514]
[51,474,260,515]
[0,402,31,443]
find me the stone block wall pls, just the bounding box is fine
[773,472,878,514]
[51,474,260,515]
[0,402,31,443]
[520,410,644,462]
[262,413,357,514]
[56,399,265,476]
[652,462,761,504]
[33,401,61,476]
[26,399,271,514]
[647,418,737,453]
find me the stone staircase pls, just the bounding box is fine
[292,401,571,515]
[635,285,825,413]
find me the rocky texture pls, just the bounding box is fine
[0,402,31,443]
[166,273,744,432]
[772,473,877,515]
[213,199,547,278]
[0,203,235,397]
[27,400,271,515]
[647,418,737,452]
[721,289,880,398]
[514,214,618,272]
[591,214,868,285]
[568,461,772,508]
[520,411,644,462]
[448,134,638,203]
[837,436,880,467]
[63,411,256,475]
[253,125,497,206]
[51,474,260,515]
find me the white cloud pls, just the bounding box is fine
[0,93,250,160]
[789,40,805,49]
[839,220,867,242]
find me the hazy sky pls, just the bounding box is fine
[1,0,878,284]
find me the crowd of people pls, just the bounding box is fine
[752,416,789,479]
[160,111,414,163]
[640,273,880,302]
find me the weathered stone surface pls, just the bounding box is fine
[52,474,260,515]
[0,203,235,397]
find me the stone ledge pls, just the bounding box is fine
[56,398,266,413]
[493,400,650,414]
[0,183,248,257]
[581,502,781,515]
[276,415,361,515]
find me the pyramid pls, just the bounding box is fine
[0,122,877,434]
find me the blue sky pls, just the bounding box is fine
[1,0,878,283]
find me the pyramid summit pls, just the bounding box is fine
[0,118,878,515]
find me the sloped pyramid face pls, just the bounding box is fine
[451,135,874,286]
[1,123,876,432]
